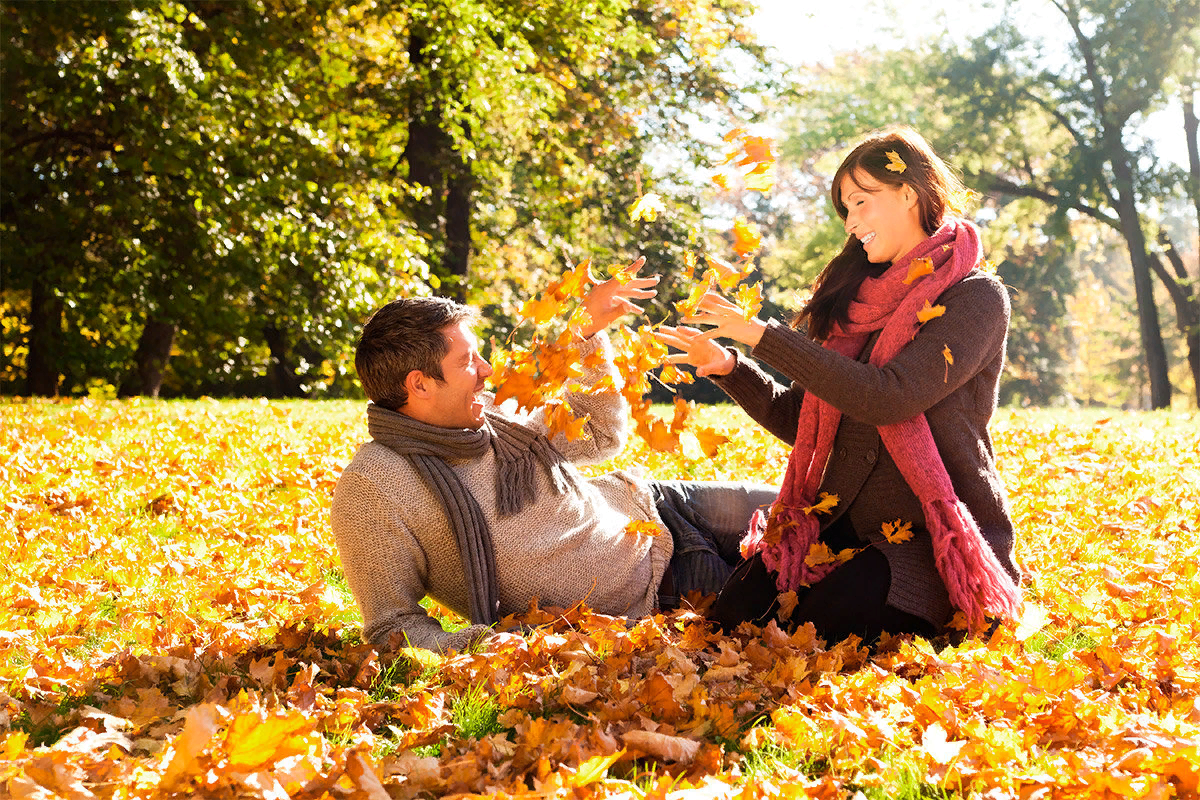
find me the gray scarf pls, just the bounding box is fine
[366,402,581,625]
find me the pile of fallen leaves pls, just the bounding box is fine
[2,400,1198,799]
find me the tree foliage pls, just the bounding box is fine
[1,0,774,398]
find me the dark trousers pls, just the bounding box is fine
[708,546,939,645]
[649,480,777,609]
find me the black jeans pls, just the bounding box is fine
[708,524,939,645]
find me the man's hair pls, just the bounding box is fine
[354,296,480,410]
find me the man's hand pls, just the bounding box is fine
[682,290,767,348]
[655,325,736,377]
[576,255,660,339]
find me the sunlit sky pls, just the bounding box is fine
[745,0,1188,166]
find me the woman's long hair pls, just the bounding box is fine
[796,127,973,341]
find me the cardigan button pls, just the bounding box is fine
[865,449,878,462]
[838,447,848,460]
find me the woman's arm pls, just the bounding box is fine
[709,351,804,444]
[752,273,1009,425]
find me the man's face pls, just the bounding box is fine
[422,321,494,429]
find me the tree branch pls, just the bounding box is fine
[969,170,1119,227]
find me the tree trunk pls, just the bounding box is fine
[1183,82,1199,257]
[263,323,306,398]
[1109,150,1172,408]
[443,165,473,301]
[25,276,62,397]
[119,317,176,397]
[1150,234,1200,407]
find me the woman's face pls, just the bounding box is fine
[839,169,927,265]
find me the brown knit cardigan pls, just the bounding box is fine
[711,271,1020,627]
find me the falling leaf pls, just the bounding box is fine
[917,300,946,324]
[711,172,730,190]
[735,282,763,322]
[881,519,914,544]
[801,492,839,516]
[731,216,763,257]
[885,150,907,173]
[903,258,934,285]
[628,192,666,223]
[776,591,799,622]
[743,168,775,193]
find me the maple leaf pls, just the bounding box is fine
[521,294,562,326]
[885,150,907,173]
[676,277,713,318]
[881,519,914,544]
[623,519,662,537]
[682,250,698,280]
[903,257,934,285]
[731,215,763,257]
[657,362,694,385]
[776,590,799,622]
[735,281,763,321]
[711,172,730,190]
[704,254,754,290]
[622,730,700,763]
[943,344,954,383]
[628,192,666,223]
[802,492,839,515]
[743,168,775,192]
[917,300,946,324]
[804,542,837,568]
[571,749,626,786]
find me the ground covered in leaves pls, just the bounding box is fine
[2,400,1198,799]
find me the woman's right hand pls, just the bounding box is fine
[655,325,736,377]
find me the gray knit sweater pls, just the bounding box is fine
[712,271,1019,627]
[331,333,673,652]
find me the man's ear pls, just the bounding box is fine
[404,369,432,402]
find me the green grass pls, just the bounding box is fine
[1024,626,1101,661]
[451,683,504,740]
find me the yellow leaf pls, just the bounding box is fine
[881,519,913,544]
[628,192,666,223]
[676,278,713,318]
[802,492,839,515]
[572,749,626,786]
[885,150,907,173]
[735,282,763,321]
[225,710,313,770]
[743,168,775,193]
[4,731,28,760]
[521,294,562,325]
[917,300,946,324]
[711,172,730,190]
[902,257,934,285]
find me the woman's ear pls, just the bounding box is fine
[903,185,918,209]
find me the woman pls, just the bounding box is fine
[657,127,1022,644]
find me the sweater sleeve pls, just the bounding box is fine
[528,330,629,464]
[750,273,1010,426]
[331,468,493,653]
[708,349,804,445]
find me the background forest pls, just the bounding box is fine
[2,0,1199,409]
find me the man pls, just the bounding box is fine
[331,260,775,652]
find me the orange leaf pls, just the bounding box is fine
[711,172,730,190]
[881,519,913,544]
[903,257,934,285]
[943,344,953,383]
[802,492,839,515]
[731,215,762,257]
[623,519,662,537]
[917,300,946,324]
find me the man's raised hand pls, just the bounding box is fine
[576,256,660,338]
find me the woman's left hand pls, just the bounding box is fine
[683,291,767,348]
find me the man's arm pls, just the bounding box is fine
[331,467,493,652]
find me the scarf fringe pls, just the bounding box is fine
[925,497,1022,626]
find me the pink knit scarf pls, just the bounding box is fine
[741,219,1021,626]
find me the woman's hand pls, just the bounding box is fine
[577,256,660,338]
[683,291,768,348]
[655,325,736,377]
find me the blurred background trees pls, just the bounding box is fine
[2,0,1197,408]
